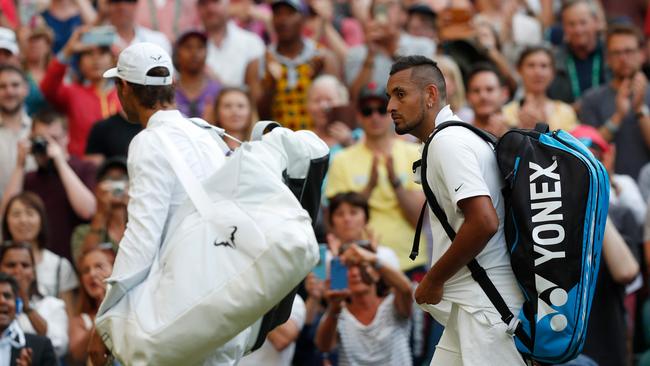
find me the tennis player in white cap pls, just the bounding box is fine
[88,42,252,366]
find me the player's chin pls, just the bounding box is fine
[394,121,412,135]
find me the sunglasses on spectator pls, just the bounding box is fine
[360,105,388,117]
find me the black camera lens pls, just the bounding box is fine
[31,137,48,155]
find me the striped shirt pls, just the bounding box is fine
[337,293,412,366]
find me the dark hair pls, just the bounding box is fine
[0,272,19,301]
[606,23,644,49]
[0,241,42,299]
[126,67,175,109]
[32,106,67,131]
[466,62,504,88]
[560,0,599,20]
[76,246,116,315]
[389,55,447,102]
[2,192,49,250]
[0,64,28,83]
[516,45,555,69]
[328,192,370,225]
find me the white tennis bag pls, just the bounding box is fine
[95,121,326,366]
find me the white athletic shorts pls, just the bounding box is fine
[430,303,526,366]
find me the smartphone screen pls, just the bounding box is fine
[373,3,389,23]
[330,257,348,290]
[312,244,328,280]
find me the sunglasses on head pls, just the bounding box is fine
[360,105,387,117]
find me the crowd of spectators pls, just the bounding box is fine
[0,0,647,365]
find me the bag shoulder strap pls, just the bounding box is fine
[410,121,532,349]
[251,121,282,141]
[152,128,215,218]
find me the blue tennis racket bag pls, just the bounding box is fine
[411,122,609,364]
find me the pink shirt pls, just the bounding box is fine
[136,0,201,41]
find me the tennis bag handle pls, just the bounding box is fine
[410,121,535,351]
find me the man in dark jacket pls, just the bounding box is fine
[0,272,57,366]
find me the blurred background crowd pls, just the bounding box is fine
[0,0,648,365]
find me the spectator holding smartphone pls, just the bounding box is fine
[346,0,435,103]
[40,26,120,158]
[70,158,128,264]
[315,192,413,366]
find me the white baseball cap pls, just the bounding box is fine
[103,42,173,86]
[0,27,18,55]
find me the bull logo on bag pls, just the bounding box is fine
[214,226,238,249]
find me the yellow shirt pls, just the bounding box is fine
[326,140,426,270]
[502,100,578,131]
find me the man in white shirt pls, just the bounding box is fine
[197,0,265,87]
[0,65,31,202]
[88,42,254,366]
[386,55,524,365]
[107,0,172,54]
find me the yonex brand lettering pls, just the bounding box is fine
[529,161,565,266]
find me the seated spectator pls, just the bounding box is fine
[0,65,31,202]
[314,235,412,365]
[206,87,256,151]
[246,0,340,130]
[305,74,358,153]
[18,25,53,116]
[1,108,97,262]
[548,0,607,105]
[40,27,120,158]
[173,30,221,118]
[465,63,509,137]
[435,55,473,122]
[68,246,115,365]
[198,0,265,87]
[579,23,650,179]
[70,158,127,264]
[41,0,96,53]
[326,83,426,272]
[0,242,69,359]
[345,0,435,103]
[84,111,141,166]
[103,0,171,54]
[0,272,57,366]
[238,294,305,366]
[1,192,79,313]
[503,46,578,131]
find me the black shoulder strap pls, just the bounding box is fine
[411,121,533,350]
